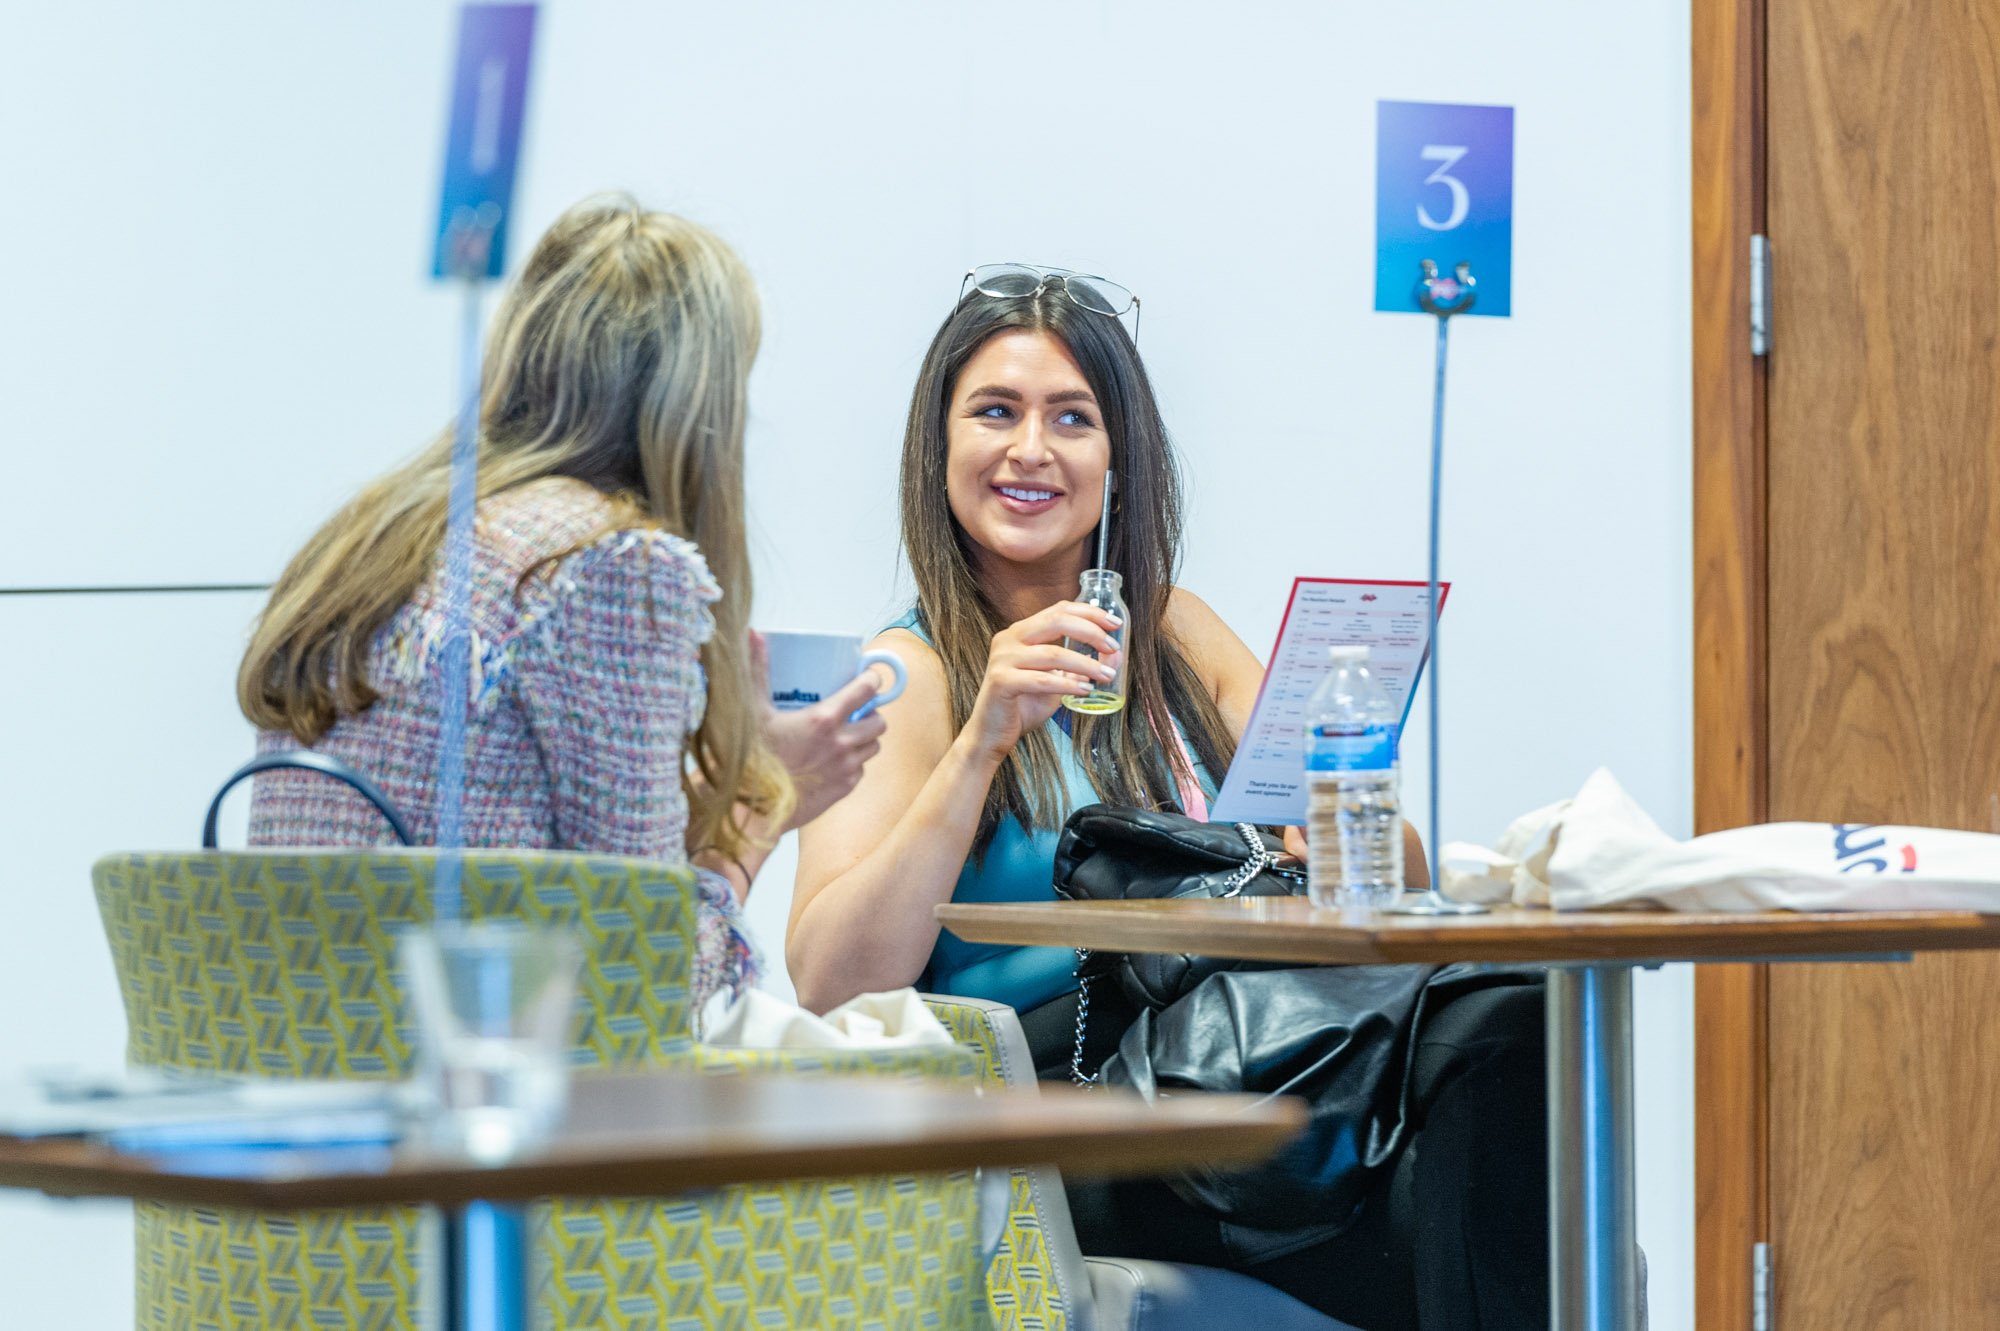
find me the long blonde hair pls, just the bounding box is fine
[239,194,790,858]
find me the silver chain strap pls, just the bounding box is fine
[1215,822,1274,896]
[1070,950,1098,1086]
[1068,823,1271,1087]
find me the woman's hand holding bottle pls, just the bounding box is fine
[962,601,1122,762]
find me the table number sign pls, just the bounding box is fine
[1373,100,1514,317]
[432,4,537,280]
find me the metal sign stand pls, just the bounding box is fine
[431,203,501,926]
[433,202,532,1331]
[425,9,538,1327]
[1385,259,1489,917]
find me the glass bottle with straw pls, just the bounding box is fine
[1063,471,1128,715]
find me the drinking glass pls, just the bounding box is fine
[400,921,582,1162]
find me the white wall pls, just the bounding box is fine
[0,2,1693,1326]
[0,593,259,1324]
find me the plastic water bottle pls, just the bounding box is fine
[1304,644,1404,912]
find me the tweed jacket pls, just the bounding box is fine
[248,476,757,1007]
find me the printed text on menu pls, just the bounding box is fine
[1208,578,1447,826]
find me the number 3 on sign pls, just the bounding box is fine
[1417,146,1469,231]
[1374,101,1514,317]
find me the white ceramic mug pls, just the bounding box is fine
[760,630,908,721]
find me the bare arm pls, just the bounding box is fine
[788,604,1120,1013]
[1168,588,1428,887]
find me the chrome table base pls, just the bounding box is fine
[1547,965,1641,1330]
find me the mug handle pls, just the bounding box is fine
[849,650,908,721]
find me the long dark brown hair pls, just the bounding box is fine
[899,289,1237,855]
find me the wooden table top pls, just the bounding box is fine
[935,897,2000,966]
[0,1067,1303,1211]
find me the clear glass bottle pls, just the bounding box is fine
[1061,568,1128,715]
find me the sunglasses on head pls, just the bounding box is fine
[959,263,1142,343]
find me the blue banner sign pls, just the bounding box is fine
[432,4,537,280]
[1374,100,1514,317]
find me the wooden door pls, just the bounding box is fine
[1696,0,2000,1326]
[1764,0,2000,1323]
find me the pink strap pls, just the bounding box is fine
[1164,717,1210,823]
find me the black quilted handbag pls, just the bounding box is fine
[1051,803,1308,1081]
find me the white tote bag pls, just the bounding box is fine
[1447,768,2000,913]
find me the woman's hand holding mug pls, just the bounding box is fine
[964,601,1122,762]
[766,675,888,829]
[754,630,906,829]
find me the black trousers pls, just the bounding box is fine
[1021,980,1549,1331]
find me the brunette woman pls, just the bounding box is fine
[792,266,1546,1330]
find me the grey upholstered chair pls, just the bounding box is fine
[924,992,1361,1331]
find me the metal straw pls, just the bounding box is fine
[1096,470,1115,569]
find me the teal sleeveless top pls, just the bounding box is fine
[887,610,1216,1012]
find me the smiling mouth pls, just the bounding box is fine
[996,485,1060,504]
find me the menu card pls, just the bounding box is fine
[1208,578,1448,825]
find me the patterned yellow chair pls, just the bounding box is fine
[93,849,982,1331]
[923,993,1361,1331]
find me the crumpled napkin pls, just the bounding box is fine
[700,987,955,1050]
[1441,794,1572,907]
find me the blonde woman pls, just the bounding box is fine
[238,195,884,1006]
